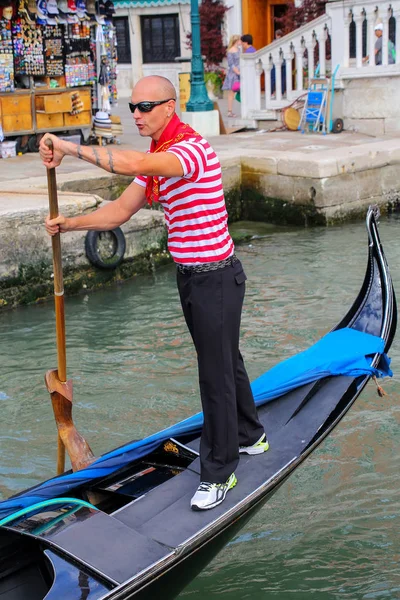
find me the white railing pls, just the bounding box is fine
[241,14,331,119]
[241,0,400,121]
[329,0,400,76]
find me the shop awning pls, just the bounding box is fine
[115,0,190,6]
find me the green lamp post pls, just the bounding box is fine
[185,0,213,112]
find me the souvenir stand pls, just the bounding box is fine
[91,11,119,145]
[0,0,118,154]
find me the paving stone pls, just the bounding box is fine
[277,155,339,178]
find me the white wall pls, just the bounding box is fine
[117,64,134,98]
[224,0,242,41]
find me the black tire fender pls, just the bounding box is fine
[85,228,126,270]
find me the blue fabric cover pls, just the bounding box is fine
[251,327,391,404]
[0,328,391,519]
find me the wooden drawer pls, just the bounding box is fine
[35,93,72,113]
[2,113,33,132]
[36,111,64,129]
[63,110,92,126]
[79,90,91,111]
[1,95,31,115]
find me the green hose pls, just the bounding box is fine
[0,497,98,528]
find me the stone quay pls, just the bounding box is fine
[1,127,400,308]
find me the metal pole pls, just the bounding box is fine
[185,0,213,112]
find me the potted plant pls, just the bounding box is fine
[204,68,225,99]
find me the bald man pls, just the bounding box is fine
[40,76,268,512]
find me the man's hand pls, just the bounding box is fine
[45,214,69,236]
[39,133,66,169]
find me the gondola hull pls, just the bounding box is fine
[0,207,396,600]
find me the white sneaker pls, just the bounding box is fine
[239,433,269,455]
[190,473,237,511]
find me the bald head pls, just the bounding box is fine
[130,76,177,141]
[133,76,176,102]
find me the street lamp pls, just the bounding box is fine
[185,0,213,112]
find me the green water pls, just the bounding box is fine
[1,218,399,599]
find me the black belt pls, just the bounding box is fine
[176,254,238,274]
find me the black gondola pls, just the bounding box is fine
[0,206,397,600]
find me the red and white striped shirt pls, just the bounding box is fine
[134,136,234,265]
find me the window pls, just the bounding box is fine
[389,16,396,45]
[114,17,131,64]
[141,15,180,63]
[349,19,367,59]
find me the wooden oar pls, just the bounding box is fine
[44,138,95,475]
[45,138,67,475]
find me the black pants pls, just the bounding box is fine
[177,259,265,483]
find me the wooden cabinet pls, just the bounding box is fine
[0,92,33,133]
[0,87,92,136]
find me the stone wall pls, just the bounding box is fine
[341,75,400,136]
[0,189,166,308]
[234,143,400,225]
[0,147,397,308]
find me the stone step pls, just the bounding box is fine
[227,117,258,129]
[250,110,281,120]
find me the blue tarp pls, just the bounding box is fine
[0,327,391,519]
[251,327,391,404]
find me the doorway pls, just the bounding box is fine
[242,0,292,51]
[272,4,287,38]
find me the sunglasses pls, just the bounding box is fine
[128,98,176,114]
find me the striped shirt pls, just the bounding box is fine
[134,136,234,265]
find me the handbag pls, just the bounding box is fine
[232,81,240,92]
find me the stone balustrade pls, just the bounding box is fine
[330,0,400,74]
[241,0,400,122]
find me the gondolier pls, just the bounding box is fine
[39,75,268,511]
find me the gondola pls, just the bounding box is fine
[0,206,396,600]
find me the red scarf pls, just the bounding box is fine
[145,114,202,205]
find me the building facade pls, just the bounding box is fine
[113,0,289,95]
[113,0,191,96]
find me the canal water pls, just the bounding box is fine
[0,217,399,599]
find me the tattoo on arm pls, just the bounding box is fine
[92,148,101,168]
[106,149,115,174]
[76,144,115,174]
[77,144,95,166]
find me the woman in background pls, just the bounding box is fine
[222,35,241,118]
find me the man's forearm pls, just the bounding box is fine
[61,140,145,176]
[66,200,134,232]
[55,138,183,178]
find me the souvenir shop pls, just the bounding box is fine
[0,0,119,156]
